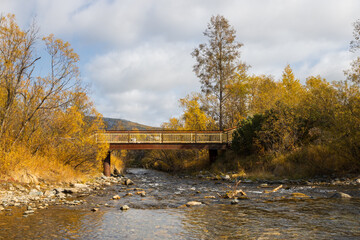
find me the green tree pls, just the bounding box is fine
[192,15,245,130]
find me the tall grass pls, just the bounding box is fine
[0,146,100,183]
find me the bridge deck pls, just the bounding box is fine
[96,129,234,150]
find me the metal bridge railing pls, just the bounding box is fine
[96,129,235,144]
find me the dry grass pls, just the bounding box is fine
[212,144,357,180]
[0,146,99,184]
[110,154,125,174]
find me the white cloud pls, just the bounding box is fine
[96,89,181,126]
[86,41,199,94]
[1,0,360,126]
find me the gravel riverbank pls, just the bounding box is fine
[0,174,131,216]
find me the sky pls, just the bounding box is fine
[1,0,359,127]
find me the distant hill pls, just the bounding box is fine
[102,117,157,130]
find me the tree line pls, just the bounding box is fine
[144,15,360,177]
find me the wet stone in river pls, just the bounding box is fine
[330,192,352,199]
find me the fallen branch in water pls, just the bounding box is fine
[264,184,283,194]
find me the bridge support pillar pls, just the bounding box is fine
[103,151,111,177]
[209,149,218,164]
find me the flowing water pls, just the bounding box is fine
[0,168,359,239]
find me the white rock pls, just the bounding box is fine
[222,175,231,180]
[186,201,202,207]
[331,192,352,199]
[120,205,130,210]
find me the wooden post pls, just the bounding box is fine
[209,149,218,164]
[103,151,111,177]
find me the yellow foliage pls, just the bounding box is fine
[0,14,108,182]
[179,93,215,130]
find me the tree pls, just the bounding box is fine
[192,15,244,130]
[279,64,305,106]
[345,19,360,84]
[179,93,215,130]
[0,14,107,178]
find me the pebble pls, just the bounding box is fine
[136,191,146,197]
[23,210,34,215]
[29,189,43,197]
[222,175,231,180]
[124,179,134,186]
[120,205,130,210]
[112,195,121,200]
[186,201,202,207]
[204,196,216,199]
[91,208,99,212]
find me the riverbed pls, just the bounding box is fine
[1,168,359,239]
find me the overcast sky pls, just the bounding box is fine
[1,0,359,127]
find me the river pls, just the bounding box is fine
[0,168,359,239]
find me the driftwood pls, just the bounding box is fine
[224,189,247,199]
[264,184,283,194]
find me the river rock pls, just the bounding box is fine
[23,210,35,215]
[0,206,4,211]
[91,208,99,212]
[355,178,360,184]
[186,201,202,207]
[330,192,352,199]
[231,199,239,205]
[136,191,146,197]
[204,196,216,199]
[29,189,43,197]
[71,183,88,188]
[44,190,56,197]
[222,175,231,180]
[112,195,121,200]
[120,205,130,210]
[124,179,134,186]
[56,192,66,199]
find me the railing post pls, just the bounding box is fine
[127,131,130,143]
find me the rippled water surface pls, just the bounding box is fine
[1,168,359,239]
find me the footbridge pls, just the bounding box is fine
[97,129,235,176]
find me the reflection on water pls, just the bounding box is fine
[0,168,359,239]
